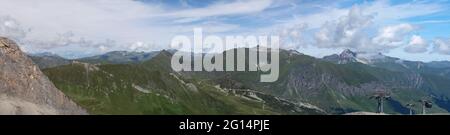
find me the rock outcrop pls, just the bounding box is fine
[0,37,87,115]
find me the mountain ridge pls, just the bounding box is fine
[0,37,87,115]
[31,47,450,114]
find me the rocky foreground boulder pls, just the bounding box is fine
[0,37,87,115]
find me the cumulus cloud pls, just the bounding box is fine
[0,0,165,54]
[371,23,416,49]
[0,16,28,40]
[404,35,428,53]
[281,0,443,30]
[433,38,450,55]
[278,23,308,50]
[0,15,119,55]
[128,41,157,52]
[313,5,418,53]
[314,6,374,50]
[0,0,273,55]
[0,0,448,61]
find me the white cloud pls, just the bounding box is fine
[0,0,166,53]
[404,35,428,53]
[99,45,108,52]
[0,0,264,55]
[128,41,155,52]
[314,6,373,50]
[0,16,28,40]
[162,0,272,18]
[0,0,448,61]
[278,23,308,50]
[371,23,416,50]
[415,19,450,24]
[433,38,450,55]
[281,7,348,29]
[312,6,418,53]
[366,0,444,24]
[253,0,445,58]
[172,21,241,34]
[279,0,444,30]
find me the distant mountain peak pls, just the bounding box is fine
[77,50,159,64]
[28,52,72,69]
[427,61,450,68]
[30,52,59,57]
[287,49,303,56]
[324,49,401,65]
[340,49,357,57]
[160,49,173,56]
[323,49,359,64]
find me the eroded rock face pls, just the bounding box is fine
[0,37,87,115]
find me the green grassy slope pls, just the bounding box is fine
[41,48,450,114]
[43,51,323,115]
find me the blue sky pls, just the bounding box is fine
[0,0,449,61]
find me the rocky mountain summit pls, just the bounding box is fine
[0,37,86,115]
[323,49,359,64]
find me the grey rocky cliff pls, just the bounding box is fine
[0,37,87,114]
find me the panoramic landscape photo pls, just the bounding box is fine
[1,0,450,115]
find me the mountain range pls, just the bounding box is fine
[11,40,450,115]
